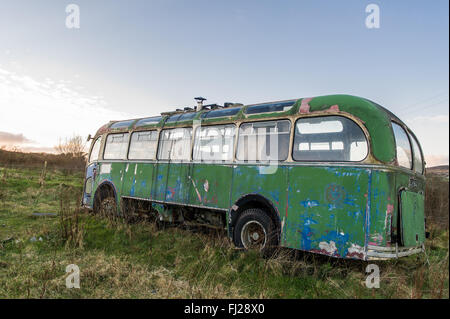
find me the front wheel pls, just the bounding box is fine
[98,197,117,218]
[233,208,278,255]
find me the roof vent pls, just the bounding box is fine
[194,97,207,112]
[224,102,242,108]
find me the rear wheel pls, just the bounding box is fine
[233,208,278,254]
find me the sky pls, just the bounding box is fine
[0,0,448,166]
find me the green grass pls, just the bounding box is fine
[0,166,448,299]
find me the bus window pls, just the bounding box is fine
[236,120,291,161]
[128,131,158,160]
[158,128,192,160]
[193,124,236,161]
[201,107,241,119]
[88,137,102,163]
[409,132,424,174]
[135,116,162,127]
[293,116,367,162]
[392,122,412,169]
[244,101,295,115]
[110,120,135,129]
[103,133,130,160]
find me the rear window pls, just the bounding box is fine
[392,122,412,169]
[409,133,424,174]
[293,116,368,162]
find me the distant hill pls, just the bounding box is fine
[426,165,449,179]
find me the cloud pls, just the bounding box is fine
[0,131,33,145]
[0,66,133,151]
[404,113,449,165]
[406,114,449,124]
[425,154,449,167]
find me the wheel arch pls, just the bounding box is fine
[228,193,281,243]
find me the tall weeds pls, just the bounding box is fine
[58,186,84,248]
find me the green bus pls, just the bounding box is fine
[82,94,426,260]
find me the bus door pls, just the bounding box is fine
[153,128,192,203]
[122,162,156,199]
[188,124,236,209]
[392,123,426,248]
[121,131,159,199]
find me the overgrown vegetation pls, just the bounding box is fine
[0,149,86,173]
[0,164,448,298]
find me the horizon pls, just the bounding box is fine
[0,0,448,166]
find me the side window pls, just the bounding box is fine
[128,131,158,160]
[193,124,236,161]
[158,128,192,160]
[103,133,130,160]
[236,120,291,161]
[88,137,102,163]
[293,116,368,161]
[409,132,424,174]
[392,122,412,169]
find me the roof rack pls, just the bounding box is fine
[160,97,243,116]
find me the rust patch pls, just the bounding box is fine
[299,97,313,114]
[326,104,340,112]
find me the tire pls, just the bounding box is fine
[99,197,117,218]
[233,208,278,255]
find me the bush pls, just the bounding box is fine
[425,174,449,230]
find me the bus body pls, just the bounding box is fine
[82,94,426,260]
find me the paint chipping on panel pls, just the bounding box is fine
[326,104,340,112]
[100,164,111,174]
[299,97,312,113]
[318,241,337,255]
[346,243,365,259]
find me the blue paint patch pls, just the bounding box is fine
[300,199,320,208]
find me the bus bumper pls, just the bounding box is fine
[366,244,425,260]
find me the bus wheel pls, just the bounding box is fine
[233,208,277,254]
[99,197,116,218]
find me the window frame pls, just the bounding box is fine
[391,121,413,170]
[103,132,131,160]
[193,123,237,162]
[88,136,102,163]
[235,119,292,162]
[157,127,193,161]
[407,129,425,175]
[127,130,159,160]
[292,115,369,163]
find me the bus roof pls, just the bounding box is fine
[95,94,408,163]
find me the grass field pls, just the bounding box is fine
[0,165,448,299]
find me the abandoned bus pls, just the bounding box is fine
[82,94,426,260]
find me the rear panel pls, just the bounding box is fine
[283,166,369,259]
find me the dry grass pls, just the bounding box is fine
[425,173,449,230]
